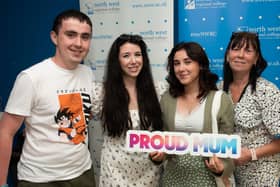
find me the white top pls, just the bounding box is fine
[174,98,206,133]
[92,81,168,187]
[5,58,93,182]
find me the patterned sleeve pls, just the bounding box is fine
[154,80,169,100]
[92,82,104,120]
[257,79,280,137]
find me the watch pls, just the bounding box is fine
[250,148,258,161]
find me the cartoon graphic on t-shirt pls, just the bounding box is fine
[54,107,86,144]
[54,93,89,144]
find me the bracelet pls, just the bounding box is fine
[213,170,223,177]
[250,148,258,161]
[0,184,9,187]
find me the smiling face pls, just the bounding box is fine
[173,49,200,87]
[227,42,258,75]
[119,42,143,80]
[51,18,92,70]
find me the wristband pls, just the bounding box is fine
[250,148,257,161]
[213,170,223,177]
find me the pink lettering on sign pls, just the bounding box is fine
[126,130,241,158]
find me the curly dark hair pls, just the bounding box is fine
[102,34,163,137]
[223,32,267,93]
[166,42,218,99]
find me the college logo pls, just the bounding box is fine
[185,0,195,10]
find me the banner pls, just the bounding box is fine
[177,0,280,88]
[80,0,173,81]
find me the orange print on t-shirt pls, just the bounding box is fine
[58,93,86,144]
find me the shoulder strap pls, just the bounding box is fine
[211,90,223,134]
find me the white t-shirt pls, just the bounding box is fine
[5,58,93,182]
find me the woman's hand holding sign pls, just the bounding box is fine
[205,155,224,175]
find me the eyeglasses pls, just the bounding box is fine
[231,31,258,38]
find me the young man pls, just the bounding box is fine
[0,9,95,186]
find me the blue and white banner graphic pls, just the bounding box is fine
[80,0,173,81]
[177,0,280,87]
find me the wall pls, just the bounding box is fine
[1,1,80,186]
[0,0,80,111]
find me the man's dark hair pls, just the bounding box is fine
[52,9,92,34]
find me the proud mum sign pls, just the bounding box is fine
[126,130,241,159]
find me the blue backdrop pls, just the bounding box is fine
[0,0,80,111]
[176,0,280,88]
[1,1,80,187]
[1,1,280,186]
[2,0,279,110]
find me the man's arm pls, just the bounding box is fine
[0,112,24,185]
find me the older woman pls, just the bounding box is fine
[222,31,280,186]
